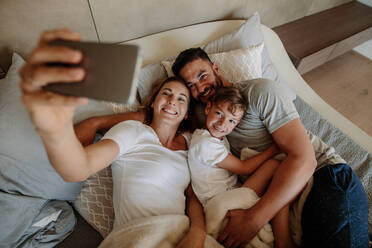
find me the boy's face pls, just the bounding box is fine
[205,101,244,139]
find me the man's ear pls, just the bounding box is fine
[205,102,211,115]
[212,62,220,75]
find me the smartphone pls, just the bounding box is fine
[43,40,142,104]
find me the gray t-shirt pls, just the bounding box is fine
[228,79,299,155]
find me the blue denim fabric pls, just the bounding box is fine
[301,163,369,248]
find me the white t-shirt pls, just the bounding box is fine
[188,129,239,206]
[102,120,190,229]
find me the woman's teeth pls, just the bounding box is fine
[162,108,177,115]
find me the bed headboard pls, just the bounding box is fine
[0,0,353,74]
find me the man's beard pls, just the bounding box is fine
[198,72,224,103]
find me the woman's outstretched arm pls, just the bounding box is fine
[20,29,120,182]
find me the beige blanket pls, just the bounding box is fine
[99,188,273,248]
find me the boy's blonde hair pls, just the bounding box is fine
[209,87,247,115]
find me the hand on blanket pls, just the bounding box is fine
[20,29,88,135]
[217,209,262,248]
[176,226,206,248]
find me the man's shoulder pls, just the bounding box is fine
[234,78,280,96]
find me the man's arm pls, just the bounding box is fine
[261,118,316,216]
[74,111,145,146]
[218,118,316,247]
[176,184,206,248]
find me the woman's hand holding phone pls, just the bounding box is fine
[20,29,88,136]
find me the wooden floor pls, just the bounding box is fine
[303,50,372,137]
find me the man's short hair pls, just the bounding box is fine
[210,87,247,115]
[172,48,212,77]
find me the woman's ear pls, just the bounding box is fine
[205,102,211,115]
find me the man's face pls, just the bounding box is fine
[179,58,223,104]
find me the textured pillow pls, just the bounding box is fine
[73,166,114,238]
[162,44,264,84]
[138,13,296,103]
[136,62,167,104]
[202,12,296,101]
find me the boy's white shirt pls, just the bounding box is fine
[188,128,240,206]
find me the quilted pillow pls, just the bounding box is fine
[203,12,296,101]
[137,13,295,103]
[73,166,114,238]
[162,44,264,84]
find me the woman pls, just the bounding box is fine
[20,29,205,247]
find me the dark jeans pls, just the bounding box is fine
[301,163,369,248]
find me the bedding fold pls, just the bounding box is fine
[99,188,274,248]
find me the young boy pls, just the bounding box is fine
[188,87,295,248]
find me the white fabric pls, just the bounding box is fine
[99,189,274,248]
[188,129,239,206]
[102,120,190,229]
[99,215,223,248]
[205,188,274,248]
[161,45,264,83]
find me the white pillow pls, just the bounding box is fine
[161,44,264,84]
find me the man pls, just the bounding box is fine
[24,30,368,247]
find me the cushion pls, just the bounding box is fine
[136,62,167,104]
[137,13,296,103]
[0,52,137,201]
[73,166,114,238]
[162,44,264,84]
[202,12,296,101]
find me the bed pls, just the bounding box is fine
[0,1,371,247]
